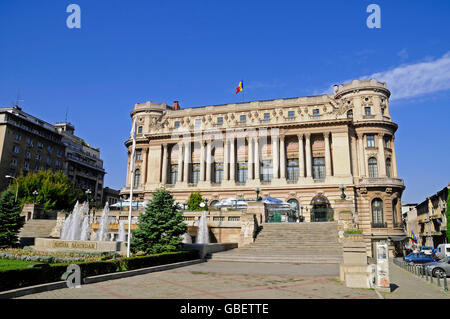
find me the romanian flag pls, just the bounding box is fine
[236,81,243,94]
[411,231,417,243]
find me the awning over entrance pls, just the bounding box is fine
[389,236,408,242]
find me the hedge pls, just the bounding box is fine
[0,250,199,292]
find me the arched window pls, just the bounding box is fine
[209,200,219,209]
[372,198,385,227]
[134,169,141,188]
[386,158,391,178]
[368,157,378,178]
[347,109,353,119]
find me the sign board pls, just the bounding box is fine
[375,241,390,289]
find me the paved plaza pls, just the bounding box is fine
[16,260,450,299]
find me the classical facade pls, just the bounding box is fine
[121,79,406,257]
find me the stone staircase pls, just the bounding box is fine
[18,219,58,246]
[208,222,342,264]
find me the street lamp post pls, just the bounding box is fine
[32,190,38,205]
[255,187,261,201]
[339,185,347,200]
[5,175,18,202]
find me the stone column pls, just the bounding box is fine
[183,139,190,183]
[378,133,386,177]
[254,136,260,181]
[297,134,304,178]
[324,132,332,177]
[206,139,212,182]
[200,140,205,181]
[391,136,398,178]
[247,137,254,180]
[141,148,148,185]
[272,135,279,179]
[280,135,286,179]
[224,139,229,180]
[161,144,168,184]
[230,136,236,182]
[357,133,366,177]
[177,142,183,183]
[305,133,312,178]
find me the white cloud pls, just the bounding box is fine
[322,51,450,101]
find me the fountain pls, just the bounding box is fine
[196,211,210,244]
[118,220,126,242]
[34,201,126,254]
[96,202,111,241]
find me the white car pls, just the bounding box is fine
[435,244,450,259]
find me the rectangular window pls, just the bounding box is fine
[217,117,223,125]
[36,153,41,161]
[37,142,43,149]
[191,163,200,184]
[136,149,142,161]
[240,115,246,124]
[26,137,33,146]
[384,136,390,148]
[137,126,143,134]
[263,113,270,122]
[25,151,31,159]
[237,162,248,183]
[312,157,325,179]
[195,119,202,127]
[13,145,20,153]
[13,133,21,141]
[23,161,30,170]
[313,109,320,119]
[287,158,299,181]
[46,157,51,165]
[10,159,17,168]
[367,135,375,148]
[288,110,295,120]
[261,160,273,182]
[47,145,53,153]
[365,106,371,115]
[170,164,178,184]
[174,121,180,128]
[214,162,224,183]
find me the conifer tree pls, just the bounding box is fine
[0,190,24,248]
[130,188,187,254]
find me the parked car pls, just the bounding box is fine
[420,246,434,255]
[424,256,450,277]
[435,244,450,259]
[404,252,440,264]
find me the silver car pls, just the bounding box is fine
[424,256,450,278]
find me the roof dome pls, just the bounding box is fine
[310,193,329,206]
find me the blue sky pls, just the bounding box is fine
[0,0,449,203]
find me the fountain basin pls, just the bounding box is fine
[34,238,127,254]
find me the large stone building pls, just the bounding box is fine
[0,106,106,205]
[120,79,406,257]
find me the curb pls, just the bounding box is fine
[0,258,205,299]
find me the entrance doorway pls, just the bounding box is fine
[310,193,333,222]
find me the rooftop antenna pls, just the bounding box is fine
[15,93,24,107]
[65,107,69,123]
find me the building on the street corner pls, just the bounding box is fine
[121,79,406,258]
[0,106,66,190]
[0,106,106,205]
[102,186,120,207]
[414,185,448,247]
[55,122,105,204]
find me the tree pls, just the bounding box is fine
[0,190,24,248]
[130,188,187,254]
[8,170,85,211]
[187,191,206,211]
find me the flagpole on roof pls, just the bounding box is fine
[126,118,137,258]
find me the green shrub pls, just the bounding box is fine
[120,250,199,271]
[344,229,363,234]
[0,250,199,291]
